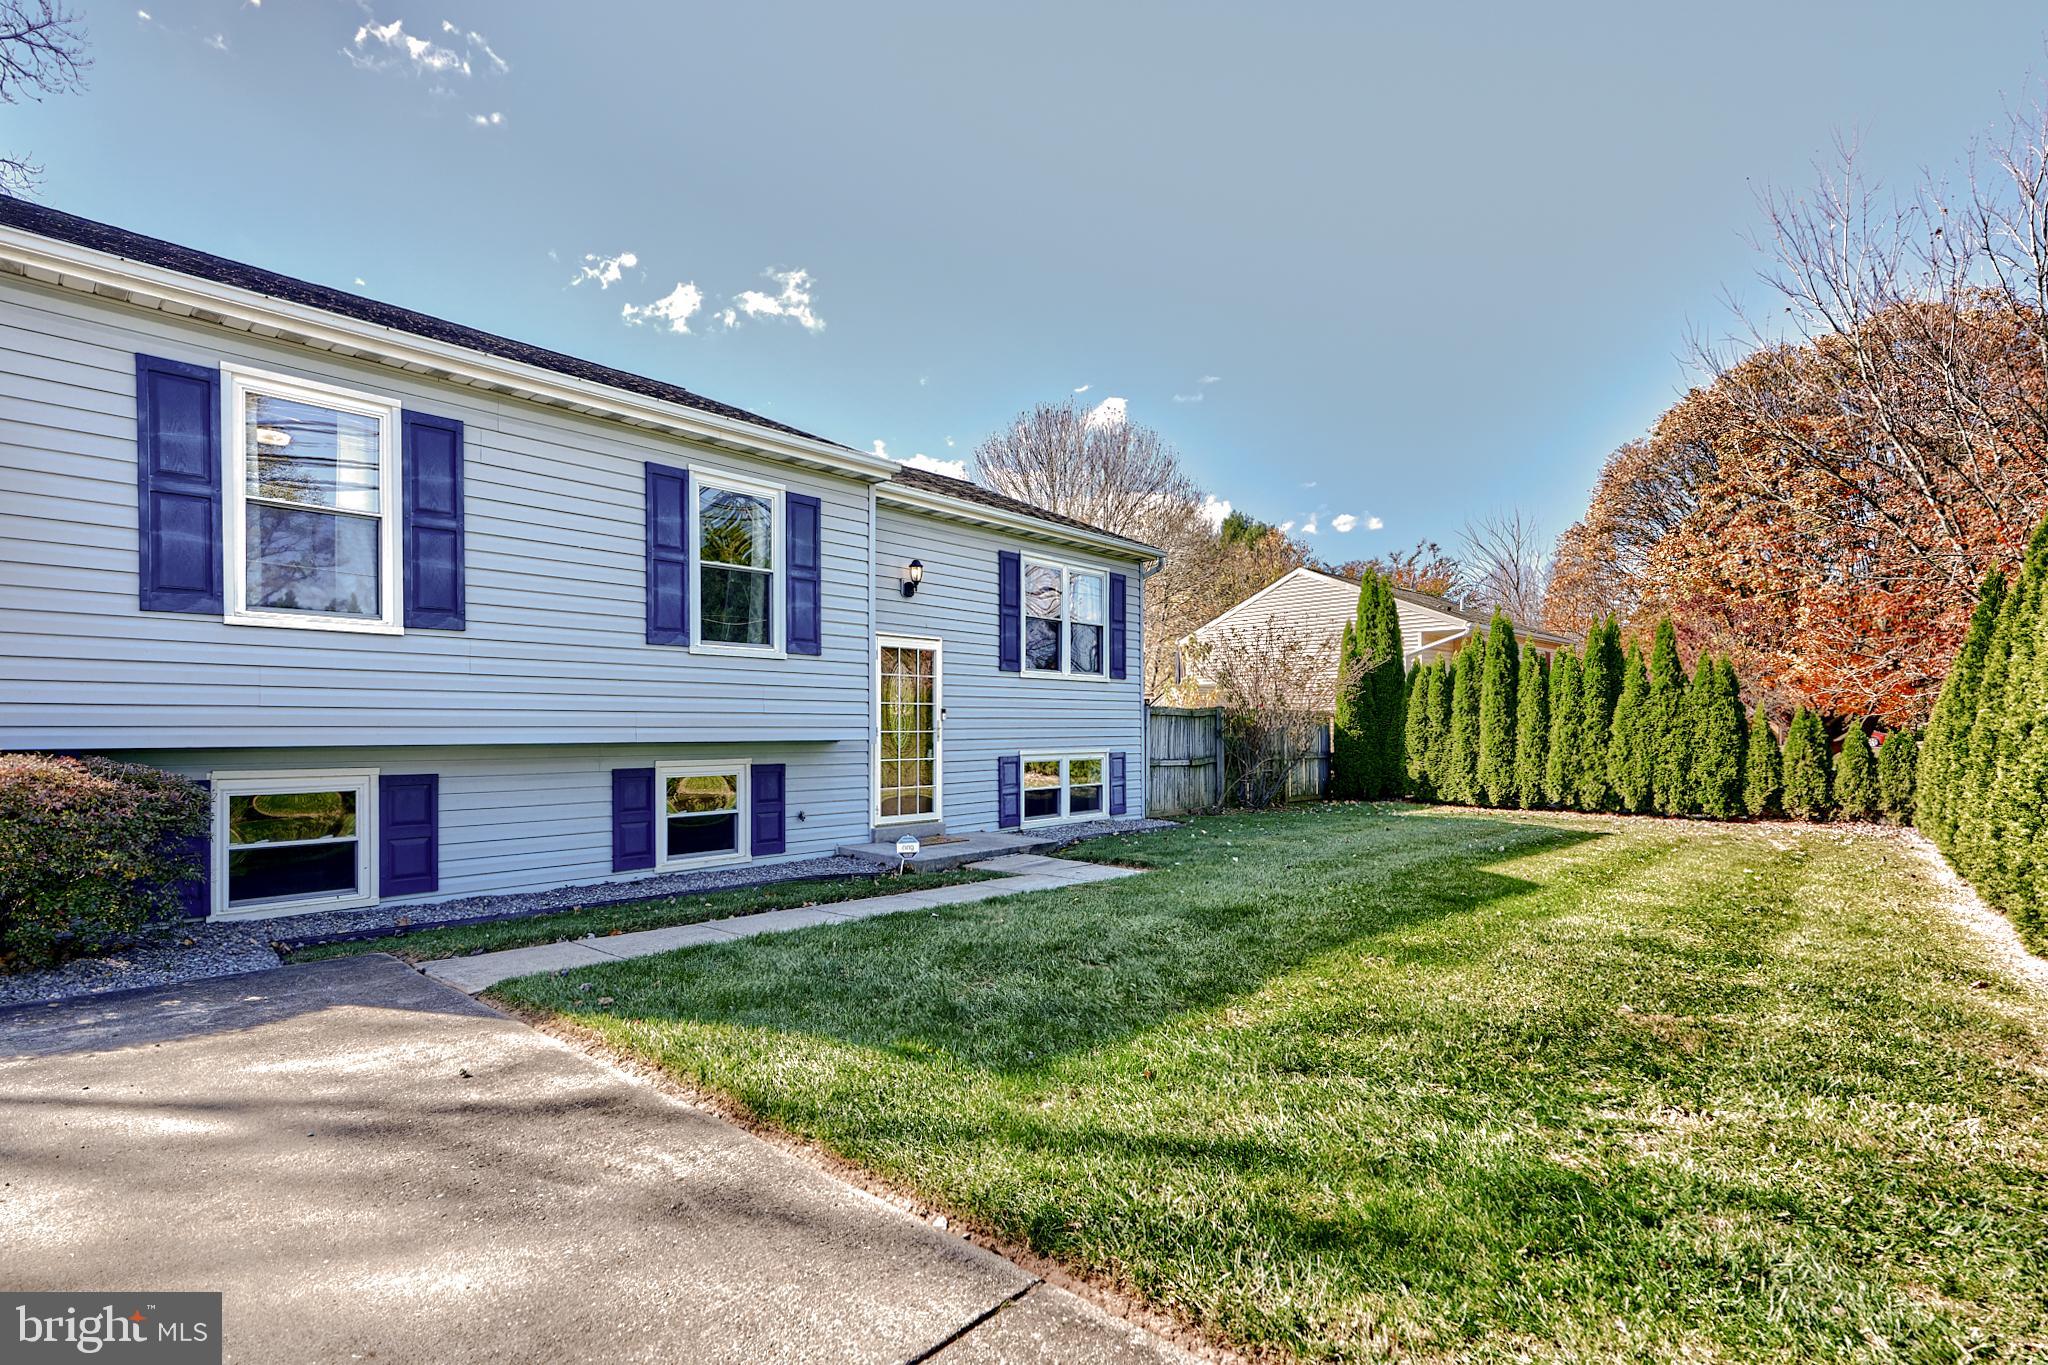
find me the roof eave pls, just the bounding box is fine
[876,482,1162,561]
[0,224,903,485]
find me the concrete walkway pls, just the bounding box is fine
[423,854,1141,994]
[0,956,1194,1364]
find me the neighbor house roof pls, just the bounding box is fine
[1189,566,1573,648]
[0,199,1160,560]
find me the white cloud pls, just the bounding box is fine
[620,282,703,334]
[136,8,151,19]
[1200,375,1221,385]
[1172,391,1204,403]
[728,268,823,331]
[1278,520,1296,534]
[443,20,509,72]
[1331,513,1359,533]
[944,436,955,447]
[572,250,637,289]
[1198,495,1232,531]
[1085,396,1127,429]
[204,32,228,51]
[918,375,929,387]
[1073,383,1092,394]
[871,439,889,457]
[351,17,469,75]
[1302,514,1320,535]
[1366,515,1384,531]
[353,276,367,287]
[470,111,503,127]
[899,453,968,479]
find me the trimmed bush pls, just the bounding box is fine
[1445,639,1483,804]
[1332,620,1367,801]
[1919,572,2006,847]
[1334,572,1408,800]
[1403,663,1433,799]
[1687,658,1745,819]
[1647,619,1692,815]
[1877,729,1918,825]
[1367,578,1408,799]
[1478,611,1520,807]
[1545,648,1583,807]
[1743,702,1781,818]
[1513,648,1549,809]
[1577,616,1625,811]
[1833,724,1878,821]
[1425,660,1456,800]
[1606,642,1653,813]
[1782,708,1834,821]
[0,754,210,970]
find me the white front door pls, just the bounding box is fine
[877,636,942,824]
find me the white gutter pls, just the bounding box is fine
[0,226,901,485]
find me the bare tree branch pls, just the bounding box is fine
[0,0,89,197]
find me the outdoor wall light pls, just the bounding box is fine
[902,559,924,597]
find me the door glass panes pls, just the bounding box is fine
[225,788,359,908]
[1069,572,1105,675]
[880,645,937,818]
[666,772,740,859]
[1069,757,1104,814]
[1024,562,1062,671]
[242,390,383,617]
[1023,759,1062,820]
[700,485,774,646]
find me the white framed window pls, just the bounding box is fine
[223,365,402,634]
[1020,752,1107,826]
[693,467,784,654]
[211,768,378,918]
[657,760,751,868]
[1022,558,1107,679]
[876,635,943,825]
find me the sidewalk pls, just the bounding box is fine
[422,854,1142,994]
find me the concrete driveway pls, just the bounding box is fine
[0,956,1192,1364]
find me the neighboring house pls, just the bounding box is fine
[0,201,1157,922]
[1177,566,1572,706]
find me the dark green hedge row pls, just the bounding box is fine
[1919,515,2048,945]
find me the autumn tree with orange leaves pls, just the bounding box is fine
[1549,108,2048,727]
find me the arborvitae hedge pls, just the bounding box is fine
[1333,572,1406,799]
[1647,619,1691,815]
[1445,639,1483,804]
[1425,659,1455,800]
[1744,703,1782,817]
[1403,663,1433,799]
[1513,648,1548,809]
[1919,572,2005,847]
[1834,723,1878,821]
[1366,576,1408,799]
[1331,618,1366,801]
[1478,611,1520,806]
[1877,730,1917,825]
[1606,642,1653,813]
[1546,648,1584,807]
[1782,708,1834,821]
[1691,658,1747,819]
[1577,616,1625,811]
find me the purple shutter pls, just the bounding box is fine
[646,464,690,646]
[786,493,822,656]
[1109,572,1128,680]
[997,754,1021,829]
[612,767,658,871]
[751,762,787,855]
[135,354,222,613]
[402,412,465,630]
[178,778,213,919]
[997,550,1021,672]
[378,774,440,896]
[1109,752,1127,816]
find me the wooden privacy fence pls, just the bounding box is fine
[1145,705,1331,816]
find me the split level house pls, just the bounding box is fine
[1177,565,1571,709]
[0,201,1157,922]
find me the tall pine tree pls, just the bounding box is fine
[1546,649,1584,808]
[1477,610,1520,807]
[1445,637,1483,805]
[1919,572,2005,848]
[1982,520,2048,918]
[1577,616,1625,811]
[1781,708,1834,821]
[1606,642,1653,813]
[1690,657,1747,819]
[1331,599,1371,799]
[1744,707,1782,818]
[1877,730,1918,825]
[1513,648,1549,809]
[1403,663,1432,798]
[1834,722,1878,821]
[1425,660,1456,800]
[1646,619,1692,815]
[1366,576,1408,798]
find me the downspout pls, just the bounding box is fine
[866,482,879,838]
[1138,553,1167,817]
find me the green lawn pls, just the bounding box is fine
[286,868,988,963]
[494,805,2048,1362]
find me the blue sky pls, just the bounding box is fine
[16,2,2048,552]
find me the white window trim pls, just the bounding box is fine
[1018,751,1109,828]
[221,364,404,636]
[689,463,786,658]
[655,758,752,870]
[874,633,944,827]
[209,767,379,920]
[1020,556,1109,681]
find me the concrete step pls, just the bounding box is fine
[836,829,1059,872]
